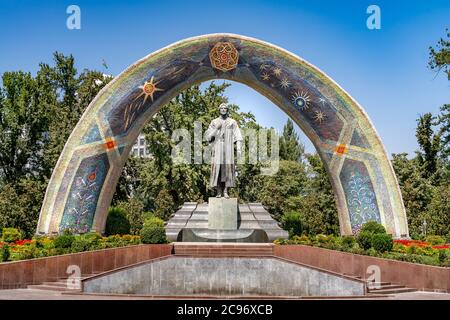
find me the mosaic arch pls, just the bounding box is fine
[36,34,409,238]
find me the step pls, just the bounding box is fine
[365,282,391,286]
[27,284,81,292]
[174,244,275,257]
[57,273,99,280]
[368,284,404,290]
[367,287,417,294]
[42,281,69,287]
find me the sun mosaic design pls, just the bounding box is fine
[257,61,328,125]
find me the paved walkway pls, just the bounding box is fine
[0,289,449,300]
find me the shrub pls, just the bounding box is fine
[121,234,141,245]
[291,235,311,245]
[425,235,446,245]
[281,212,304,238]
[315,234,329,243]
[53,231,75,249]
[341,236,356,248]
[140,225,167,244]
[371,233,393,252]
[116,198,145,235]
[347,246,365,255]
[273,238,289,245]
[71,237,91,253]
[438,250,449,264]
[383,252,438,266]
[357,231,373,250]
[0,244,10,262]
[366,247,379,257]
[1,228,22,243]
[140,217,167,244]
[143,216,165,228]
[360,221,386,234]
[154,189,175,221]
[142,211,156,221]
[9,243,39,261]
[446,232,450,244]
[393,243,408,254]
[105,207,131,236]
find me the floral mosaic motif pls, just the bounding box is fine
[346,171,381,233]
[339,158,381,234]
[59,153,110,233]
[209,42,239,72]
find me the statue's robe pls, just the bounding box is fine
[205,116,243,188]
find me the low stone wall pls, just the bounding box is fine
[83,256,366,297]
[0,244,173,289]
[274,245,450,292]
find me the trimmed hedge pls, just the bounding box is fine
[105,207,131,236]
[140,217,167,244]
[371,233,393,252]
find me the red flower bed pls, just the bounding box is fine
[433,245,450,250]
[394,239,450,250]
[14,239,32,246]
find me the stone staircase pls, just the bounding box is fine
[27,274,98,292]
[367,283,417,295]
[173,242,275,256]
[343,275,417,295]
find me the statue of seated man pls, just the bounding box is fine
[205,103,243,198]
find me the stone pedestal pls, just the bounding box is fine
[208,197,238,230]
[165,202,288,242]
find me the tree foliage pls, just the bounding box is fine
[428,28,450,80]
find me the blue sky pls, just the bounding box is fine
[0,0,448,156]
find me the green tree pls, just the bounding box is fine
[0,71,52,183]
[428,28,450,80]
[300,154,339,235]
[415,113,441,180]
[391,153,433,238]
[0,178,46,237]
[279,118,304,162]
[426,185,450,236]
[257,160,307,219]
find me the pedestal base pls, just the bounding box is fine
[165,202,288,243]
[208,197,238,230]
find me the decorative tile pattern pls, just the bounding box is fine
[59,153,110,233]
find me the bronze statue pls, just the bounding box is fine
[205,103,243,198]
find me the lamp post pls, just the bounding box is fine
[422,219,427,238]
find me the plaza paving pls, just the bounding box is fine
[0,288,449,300]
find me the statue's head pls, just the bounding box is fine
[218,103,229,116]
